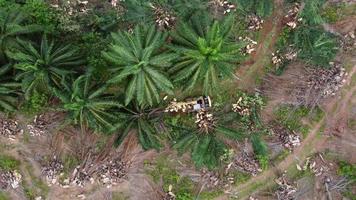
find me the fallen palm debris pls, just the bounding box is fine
[272,124,301,151]
[232,97,251,116]
[271,49,298,68]
[195,110,216,133]
[296,154,330,177]
[210,0,236,15]
[283,3,302,29]
[0,117,23,140]
[163,185,176,200]
[150,4,176,29]
[55,158,129,188]
[275,173,297,200]
[306,62,347,98]
[0,170,22,189]
[165,96,212,113]
[340,30,356,51]
[247,15,264,31]
[200,169,235,189]
[42,156,64,186]
[240,37,258,55]
[27,114,49,137]
[97,159,128,187]
[233,150,262,176]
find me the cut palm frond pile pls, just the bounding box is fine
[275,174,297,200]
[0,170,22,189]
[165,98,194,113]
[271,49,298,68]
[209,0,236,15]
[306,62,347,98]
[283,3,302,29]
[41,156,64,186]
[150,3,176,29]
[247,15,264,31]
[233,150,262,176]
[232,97,251,116]
[272,123,301,151]
[296,155,330,177]
[0,117,23,139]
[27,114,50,137]
[195,110,216,133]
[340,30,356,51]
[239,36,257,55]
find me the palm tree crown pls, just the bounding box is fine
[6,35,84,99]
[172,110,244,169]
[102,25,177,107]
[0,7,42,63]
[169,15,244,95]
[113,103,161,150]
[53,75,122,132]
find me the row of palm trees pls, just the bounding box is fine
[0,6,249,168]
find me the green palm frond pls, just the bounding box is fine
[0,63,21,112]
[293,27,338,67]
[0,7,42,63]
[299,0,325,25]
[122,0,211,25]
[53,75,121,132]
[113,104,162,150]
[170,15,244,95]
[233,0,273,17]
[103,25,176,107]
[7,35,84,99]
[171,114,245,169]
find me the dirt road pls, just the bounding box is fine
[215,61,356,200]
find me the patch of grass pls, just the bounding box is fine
[273,149,290,163]
[61,154,80,176]
[197,189,224,200]
[145,156,195,200]
[322,3,356,23]
[232,171,251,184]
[309,106,325,123]
[0,191,9,200]
[338,161,356,181]
[274,105,310,136]
[112,192,129,200]
[23,164,50,199]
[21,90,49,116]
[0,155,20,171]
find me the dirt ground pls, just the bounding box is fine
[1,1,355,200]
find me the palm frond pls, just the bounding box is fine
[103,25,175,107]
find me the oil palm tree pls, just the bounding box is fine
[0,63,21,112]
[171,110,244,169]
[6,35,84,99]
[53,74,122,132]
[169,15,244,95]
[113,103,162,150]
[292,27,338,67]
[0,7,42,64]
[102,25,176,107]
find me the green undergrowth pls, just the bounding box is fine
[22,164,50,200]
[274,105,324,138]
[322,3,356,23]
[112,192,130,200]
[0,154,20,171]
[145,156,195,200]
[0,192,9,200]
[197,190,224,200]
